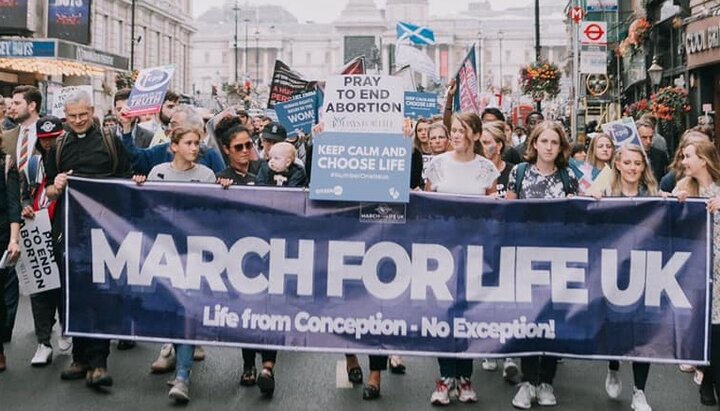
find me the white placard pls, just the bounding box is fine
[15,209,60,296]
[580,45,608,74]
[322,75,404,134]
[51,85,93,119]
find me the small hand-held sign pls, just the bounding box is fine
[125,65,176,117]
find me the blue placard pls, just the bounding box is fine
[274,92,317,137]
[309,132,412,203]
[66,179,710,363]
[404,91,439,120]
[0,40,56,58]
[126,65,175,116]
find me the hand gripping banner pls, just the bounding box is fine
[65,178,711,364]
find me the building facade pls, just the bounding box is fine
[192,0,569,110]
[0,0,194,114]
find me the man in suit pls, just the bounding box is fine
[0,85,42,348]
[637,118,669,183]
[113,88,153,149]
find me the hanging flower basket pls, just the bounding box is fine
[519,62,561,102]
[650,86,691,128]
[615,17,651,58]
[623,98,651,119]
[115,70,139,90]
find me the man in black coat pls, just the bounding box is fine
[637,119,669,183]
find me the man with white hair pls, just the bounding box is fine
[45,89,133,389]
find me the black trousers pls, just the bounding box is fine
[1,266,17,342]
[73,337,110,369]
[242,348,277,366]
[31,288,61,346]
[608,360,651,390]
[0,266,6,354]
[345,354,388,372]
[521,355,557,385]
[701,324,720,395]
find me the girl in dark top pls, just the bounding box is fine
[0,151,24,372]
[480,120,515,199]
[506,121,578,409]
[410,118,432,190]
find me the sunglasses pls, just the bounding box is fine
[231,142,254,152]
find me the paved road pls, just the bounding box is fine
[0,295,712,410]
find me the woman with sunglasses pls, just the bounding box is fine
[215,116,261,185]
[214,116,282,398]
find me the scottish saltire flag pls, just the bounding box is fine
[396,21,436,46]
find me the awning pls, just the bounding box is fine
[0,38,129,77]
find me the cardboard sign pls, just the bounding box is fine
[322,75,404,134]
[601,117,643,149]
[274,92,318,137]
[15,210,60,296]
[126,65,175,116]
[404,92,439,120]
[51,85,93,119]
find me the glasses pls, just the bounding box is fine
[232,142,254,152]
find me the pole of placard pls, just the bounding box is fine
[571,0,580,142]
[130,0,136,71]
[534,0,541,112]
[233,4,239,84]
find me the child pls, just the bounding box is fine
[133,125,216,403]
[256,142,307,187]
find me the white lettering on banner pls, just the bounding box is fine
[90,229,693,309]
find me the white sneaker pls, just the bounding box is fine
[537,383,557,406]
[631,388,652,411]
[481,358,498,371]
[151,343,176,373]
[605,369,622,399]
[168,379,190,403]
[30,344,52,367]
[430,377,453,405]
[512,382,536,409]
[503,358,521,384]
[456,377,477,403]
[694,369,704,386]
[57,335,72,353]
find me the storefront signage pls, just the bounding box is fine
[57,41,128,71]
[686,17,720,69]
[0,40,56,58]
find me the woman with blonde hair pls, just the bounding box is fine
[660,130,711,192]
[586,133,615,175]
[599,144,657,411]
[480,121,515,199]
[674,140,720,407]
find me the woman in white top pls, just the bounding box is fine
[424,112,498,406]
[425,112,499,196]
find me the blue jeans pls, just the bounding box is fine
[175,344,194,382]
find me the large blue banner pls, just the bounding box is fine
[65,178,711,363]
[47,0,92,45]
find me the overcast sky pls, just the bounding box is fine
[192,0,532,22]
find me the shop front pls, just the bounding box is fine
[0,38,128,114]
[685,14,720,142]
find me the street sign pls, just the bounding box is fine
[580,22,607,45]
[580,44,608,74]
[569,6,585,24]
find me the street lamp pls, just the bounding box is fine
[647,57,663,89]
[255,29,260,86]
[498,31,504,91]
[233,1,240,84]
[244,18,250,77]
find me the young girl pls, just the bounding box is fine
[506,121,578,409]
[599,144,657,411]
[674,141,720,408]
[425,113,499,405]
[425,112,498,196]
[480,120,515,199]
[133,126,216,403]
[586,133,615,174]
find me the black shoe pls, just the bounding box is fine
[117,340,136,351]
[257,367,275,398]
[347,366,363,384]
[389,356,406,375]
[240,366,257,387]
[86,367,113,388]
[700,382,717,405]
[362,384,381,400]
[61,362,90,380]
